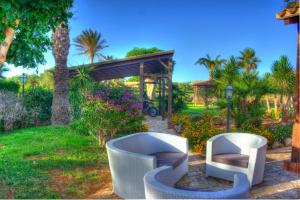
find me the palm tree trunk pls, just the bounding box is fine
[274,95,279,120]
[51,23,70,125]
[281,95,289,123]
[265,95,271,115]
[0,19,19,65]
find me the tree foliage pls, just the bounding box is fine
[195,54,226,79]
[0,0,73,68]
[125,47,162,57]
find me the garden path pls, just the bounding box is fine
[143,116,176,134]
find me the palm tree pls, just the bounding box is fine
[195,54,226,79]
[222,56,240,83]
[238,48,261,73]
[72,66,95,90]
[51,23,71,125]
[271,55,295,122]
[74,29,108,63]
[104,55,115,61]
[0,65,9,80]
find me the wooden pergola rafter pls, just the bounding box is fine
[69,50,175,120]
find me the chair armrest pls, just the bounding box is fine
[248,146,267,181]
[206,140,213,161]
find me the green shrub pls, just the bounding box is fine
[0,80,20,93]
[23,87,53,125]
[165,84,187,113]
[182,121,221,154]
[268,124,292,143]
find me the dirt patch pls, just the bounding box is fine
[23,153,48,160]
[48,165,114,199]
[48,169,69,196]
[87,166,119,199]
[55,148,68,155]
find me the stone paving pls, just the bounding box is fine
[176,147,300,199]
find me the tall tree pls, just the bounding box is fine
[0,0,73,68]
[195,54,226,79]
[74,29,108,63]
[238,48,261,73]
[51,23,71,125]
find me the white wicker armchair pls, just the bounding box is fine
[106,132,188,199]
[206,133,267,186]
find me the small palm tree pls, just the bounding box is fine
[195,54,226,79]
[72,66,95,90]
[271,55,295,122]
[238,48,261,73]
[104,55,115,61]
[74,29,108,63]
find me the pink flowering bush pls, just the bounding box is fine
[81,91,143,145]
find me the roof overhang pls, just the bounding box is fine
[69,50,174,81]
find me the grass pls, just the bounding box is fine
[0,126,109,199]
[181,103,221,115]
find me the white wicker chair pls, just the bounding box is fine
[206,133,267,186]
[144,166,250,199]
[106,132,188,199]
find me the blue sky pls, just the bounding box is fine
[5,0,297,82]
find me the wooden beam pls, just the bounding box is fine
[159,59,169,69]
[291,22,300,163]
[158,77,162,115]
[139,62,144,104]
[144,73,168,78]
[167,59,173,121]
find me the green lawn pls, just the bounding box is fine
[0,126,109,199]
[181,103,221,115]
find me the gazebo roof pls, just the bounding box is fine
[192,80,214,86]
[69,50,174,81]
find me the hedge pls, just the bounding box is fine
[0,80,20,93]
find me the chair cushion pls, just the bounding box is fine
[212,153,249,168]
[150,152,187,169]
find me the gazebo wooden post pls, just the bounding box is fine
[167,59,173,122]
[162,78,165,120]
[158,75,162,116]
[277,4,300,173]
[139,62,144,107]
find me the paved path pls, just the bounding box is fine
[143,116,176,134]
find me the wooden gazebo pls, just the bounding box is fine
[192,80,214,105]
[276,2,300,173]
[69,50,174,120]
